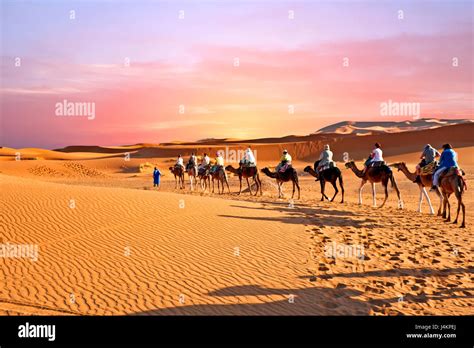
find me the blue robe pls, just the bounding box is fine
[153,169,161,185]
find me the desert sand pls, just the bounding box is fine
[1,124,473,315]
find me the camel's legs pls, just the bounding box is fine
[278,182,282,198]
[255,175,262,196]
[358,180,366,205]
[421,187,434,214]
[453,185,465,227]
[418,188,424,212]
[295,179,301,199]
[387,173,403,209]
[372,182,377,207]
[225,177,230,194]
[199,177,203,191]
[379,182,389,208]
[453,197,461,224]
[442,193,447,218]
[330,181,338,202]
[392,176,403,209]
[246,177,252,195]
[445,194,451,222]
[238,177,242,195]
[292,181,295,199]
[339,175,344,203]
[436,188,443,216]
[320,179,329,201]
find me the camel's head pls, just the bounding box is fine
[390,162,405,171]
[261,167,269,173]
[225,165,237,175]
[303,166,311,173]
[344,161,354,169]
[169,166,173,171]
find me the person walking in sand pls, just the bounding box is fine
[153,167,162,188]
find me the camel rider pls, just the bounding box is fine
[198,153,210,173]
[431,144,458,192]
[414,144,440,181]
[315,144,334,181]
[240,146,256,168]
[363,143,384,173]
[187,152,198,173]
[175,155,185,170]
[276,149,292,173]
[211,151,225,173]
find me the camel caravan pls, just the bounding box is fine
[167,142,467,228]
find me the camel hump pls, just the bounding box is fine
[369,164,391,174]
[282,165,295,173]
[442,167,458,178]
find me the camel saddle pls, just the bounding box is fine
[369,161,385,168]
[240,161,256,168]
[186,162,196,170]
[279,163,291,173]
[319,162,336,172]
[439,167,465,179]
[420,161,436,175]
[198,166,209,175]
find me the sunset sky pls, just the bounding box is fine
[1,0,473,149]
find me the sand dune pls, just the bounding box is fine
[1,168,472,315]
[31,122,474,163]
[314,118,474,135]
[1,124,473,316]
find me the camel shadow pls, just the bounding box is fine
[135,284,372,315]
[298,266,473,280]
[230,203,362,217]
[299,266,474,305]
[221,202,384,229]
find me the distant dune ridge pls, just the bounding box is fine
[2,118,472,164]
[314,118,473,136]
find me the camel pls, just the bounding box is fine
[261,167,300,199]
[304,161,344,203]
[438,168,467,228]
[344,161,403,209]
[197,166,211,192]
[169,166,185,189]
[390,162,442,215]
[225,165,262,196]
[210,166,230,194]
[185,164,198,191]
